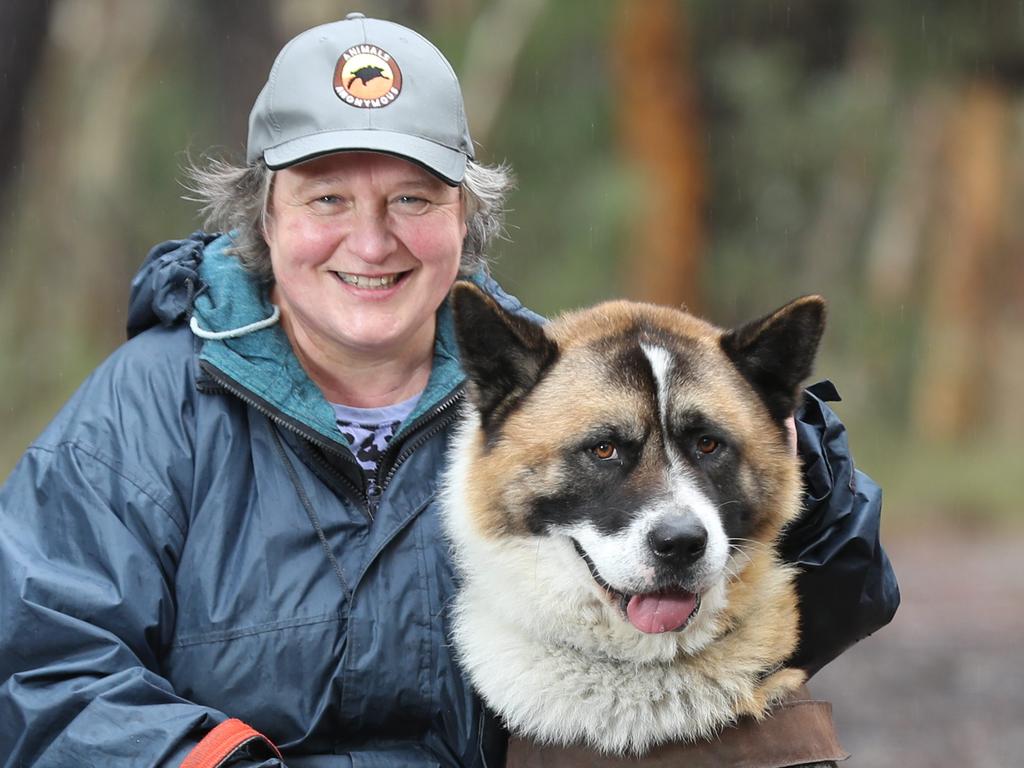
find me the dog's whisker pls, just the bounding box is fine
[728,552,757,568]
[729,557,753,573]
[728,537,770,552]
[722,562,746,583]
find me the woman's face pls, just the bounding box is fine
[265,151,466,368]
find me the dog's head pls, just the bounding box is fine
[448,284,825,636]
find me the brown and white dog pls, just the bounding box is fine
[440,284,828,757]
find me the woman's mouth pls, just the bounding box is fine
[333,271,408,289]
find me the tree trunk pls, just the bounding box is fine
[910,80,1009,441]
[198,0,283,151]
[611,0,705,312]
[0,0,55,240]
[865,86,950,308]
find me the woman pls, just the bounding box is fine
[0,14,897,768]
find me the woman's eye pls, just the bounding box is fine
[591,442,619,461]
[311,194,343,207]
[696,436,720,455]
[393,195,430,211]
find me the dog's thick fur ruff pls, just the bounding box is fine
[441,287,826,756]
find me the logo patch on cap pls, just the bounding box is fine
[334,45,403,108]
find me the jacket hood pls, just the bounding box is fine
[127,232,218,339]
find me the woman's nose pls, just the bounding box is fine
[345,207,396,263]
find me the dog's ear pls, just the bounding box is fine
[720,295,826,422]
[451,282,558,434]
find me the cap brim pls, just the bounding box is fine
[263,130,468,185]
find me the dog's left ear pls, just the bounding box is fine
[720,295,826,422]
[451,282,558,435]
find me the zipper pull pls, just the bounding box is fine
[365,477,382,519]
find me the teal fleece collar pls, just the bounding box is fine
[192,234,467,447]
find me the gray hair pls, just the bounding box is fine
[183,155,513,282]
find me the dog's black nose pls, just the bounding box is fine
[648,518,708,565]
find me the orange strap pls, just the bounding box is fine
[180,718,283,768]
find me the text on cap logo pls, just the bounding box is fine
[333,45,403,108]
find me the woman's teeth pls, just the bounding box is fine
[337,272,400,289]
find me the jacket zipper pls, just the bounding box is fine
[199,360,465,519]
[198,360,369,515]
[376,387,465,497]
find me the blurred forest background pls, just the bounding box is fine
[2,1,1023,512]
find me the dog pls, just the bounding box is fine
[440,284,829,758]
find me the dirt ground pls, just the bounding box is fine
[809,524,1024,767]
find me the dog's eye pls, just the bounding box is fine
[591,441,619,461]
[696,436,720,455]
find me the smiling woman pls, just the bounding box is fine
[0,13,523,768]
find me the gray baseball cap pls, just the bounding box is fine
[247,13,473,184]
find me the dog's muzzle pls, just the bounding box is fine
[571,539,701,634]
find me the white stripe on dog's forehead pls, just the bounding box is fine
[639,345,730,577]
[640,344,673,424]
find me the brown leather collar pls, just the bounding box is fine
[505,685,849,768]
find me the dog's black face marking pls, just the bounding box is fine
[666,412,760,542]
[528,481,665,537]
[608,342,659,394]
[526,426,663,536]
[573,424,648,470]
[598,323,702,391]
[667,412,734,465]
[525,418,671,537]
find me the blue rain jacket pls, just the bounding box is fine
[0,232,898,767]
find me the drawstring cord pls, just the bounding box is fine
[189,305,281,340]
[268,424,353,598]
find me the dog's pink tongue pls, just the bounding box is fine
[626,591,697,634]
